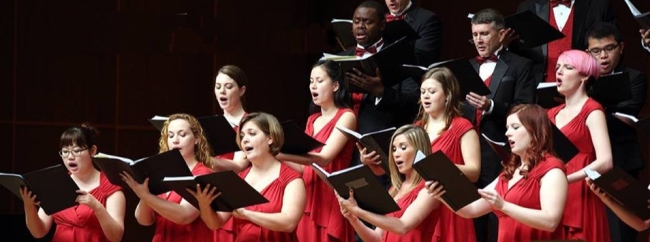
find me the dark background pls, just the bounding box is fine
[1,0,648,241]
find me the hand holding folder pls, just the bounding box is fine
[163,170,268,212]
[336,126,396,172]
[585,167,650,220]
[0,164,80,215]
[412,150,480,212]
[324,36,414,93]
[312,164,400,215]
[93,149,193,195]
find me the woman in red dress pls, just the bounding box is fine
[414,67,480,242]
[277,60,356,242]
[428,104,568,242]
[547,50,613,241]
[336,125,440,242]
[122,113,215,242]
[211,65,250,173]
[21,125,126,242]
[588,180,650,239]
[191,112,306,242]
[209,65,250,241]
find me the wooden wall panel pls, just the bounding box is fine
[0,125,14,214]
[15,55,116,124]
[117,54,214,125]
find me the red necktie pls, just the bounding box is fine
[476,55,498,65]
[385,14,405,22]
[354,39,383,57]
[550,0,571,8]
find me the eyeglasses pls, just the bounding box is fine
[587,44,619,56]
[58,148,88,157]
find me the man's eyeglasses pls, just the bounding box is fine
[587,44,620,56]
[58,148,88,157]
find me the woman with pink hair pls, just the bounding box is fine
[547,50,613,241]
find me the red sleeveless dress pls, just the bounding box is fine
[493,155,565,241]
[151,162,214,242]
[233,163,302,242]
[426,117,478,242]
[296,108,355,242]
[548,98,610,241]
[382,181,440,242]
[51,172,121,242]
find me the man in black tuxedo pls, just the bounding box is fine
[512,0,615,83]
[585,22,647,242]
[342,0,419,156]
[465,9,536,242]
[384,0,442,65]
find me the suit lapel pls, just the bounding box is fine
[404,4,419,24]
[535,0,550,59]
[489,53,509,100]
[572,0,589,48]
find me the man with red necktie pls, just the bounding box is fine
[464,9,536,242]
[341,1,419,176]
[511,0,615,84]
[384,0,442,66]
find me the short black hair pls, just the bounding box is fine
[357,1,386,22]
[585,22,622,47]
[471,8,505,30]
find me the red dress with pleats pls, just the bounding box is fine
[548,98,610,241]
[51,172,121,242]
[427,117,477,242]
[494,155,565,242]
[152,162,214,242]
[296,108,355,242]
[233,163,302,242]
[382,181,440,242]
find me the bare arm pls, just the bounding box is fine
[20,188,53,238]
[457,129,481,182]
[139,193,201,225]
[187,184,233,230]
[135,200,155,226]
[588,179,650,232]
[426,178,495,219]
[351,188,439,235]
[211,151,249,173]
[125,175,199,225]
[235,178,306,232]
[345,215,384,242]
[567,110,612,183]
[279,112,356,167]
[494,168,567,231]
[92,191,126,242]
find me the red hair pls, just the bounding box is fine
[502,104,556,179]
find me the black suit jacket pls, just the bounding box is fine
[515,0,615,83]
[402,5,443,66]
[340,47,420,165]
[463,50,536,184]
[604,63,647,172]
